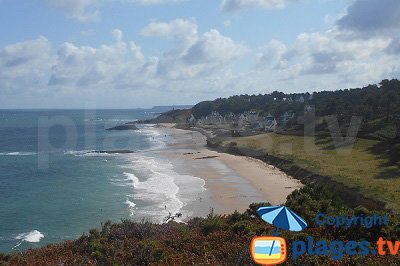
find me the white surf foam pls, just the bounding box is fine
[135,124,170,151]
[116,153,206,223]
[15,230,44,243]
[125,199,137,216]
[103,124,206,223]
[0,152,37,156]
[123,172,140,187]
[125,199,136,208]
[64,150,116,157]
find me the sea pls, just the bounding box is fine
[0,109,204,253]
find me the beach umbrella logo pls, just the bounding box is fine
[257,205,307,232]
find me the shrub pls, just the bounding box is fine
[200,214,226,235]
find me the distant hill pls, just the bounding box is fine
[151,105,193,113]
[137,109,192,124]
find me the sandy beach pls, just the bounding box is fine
[154,124,303,217]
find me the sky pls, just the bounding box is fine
[0,0,400,108]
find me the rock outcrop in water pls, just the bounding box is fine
[106,124,138,130]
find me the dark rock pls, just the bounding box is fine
[106,124,138,130]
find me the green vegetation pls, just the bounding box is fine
[223,133,400,211]
[140,109,192,124]
[3,184,399,265]
[193,79,400,141]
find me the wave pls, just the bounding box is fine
[121,156,183,223]
[0,152,37,156]
[114,153,206,223]
[123,172,140,187]
[135,124,170,151]
[64,150,133,157]
[15,230,44,243]
[109,175,138,187]
[65,150,111,157]
[125,199,137,216]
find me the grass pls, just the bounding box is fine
[223,133,400,211]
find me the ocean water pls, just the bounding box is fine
[0,109,204,253]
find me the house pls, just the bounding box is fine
[278,111,294,126]
[203,111,224,125]
[265,113,275,121]
[265,118,277,132]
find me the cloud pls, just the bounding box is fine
[0,37,55,94]
[254,27,397,89]
[140,18,198,49]
[242,0,400,91]
[140,19,199,61]
[48,29,145,89]
[183,29,247,65]
[256,40,287,68]
[0,23,247,104]
[336,0,400,35]
[220,0,299,12]
[287,30,390,75]
[140,19,247,83]
[44,0,187,21]
[4,0,400,108]
[386,38,400,55]
[44,0,100,22]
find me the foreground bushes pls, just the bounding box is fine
[3,184,400,265]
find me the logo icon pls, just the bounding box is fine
[251,236,287,265]
[257,205,307,232]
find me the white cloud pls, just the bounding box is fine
[44,0,100,22]
[183,29,247,65]
[44,0,187,21]
[220,0,299,12]
[0,23,247,104]
[48,29,145,89]
[140,19,198,54]
[140,19,247,82]
[4,0,400,108]
[249,0,400,90]
[252,26,399,90]
[0,37,55,94]
[256,39,287,68]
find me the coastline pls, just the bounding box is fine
[153,123,302,216]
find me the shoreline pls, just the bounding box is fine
[154,123,303,216]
